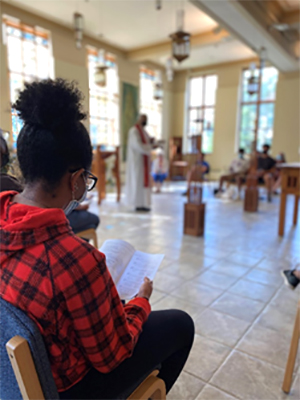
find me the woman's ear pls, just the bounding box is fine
[70,168,85,193]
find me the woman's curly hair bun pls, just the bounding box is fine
[13,78,86,131]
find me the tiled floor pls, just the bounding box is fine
[90,182,300,400]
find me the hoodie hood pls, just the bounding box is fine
[0,191,71,254]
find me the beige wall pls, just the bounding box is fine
[272,72,300,162]
[55,60,90,130]
[171,60,300,173]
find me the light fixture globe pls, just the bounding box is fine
[169,10,190,62]
[153,70,163,100]
[94,49,108,87]
[247,75,259,96]
[154,82,163,100]
[166,58,174,82]
[74,12,84,49]
[170,30,190,62]
[95,66,108,87]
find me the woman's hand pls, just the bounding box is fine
[137,277,153,300]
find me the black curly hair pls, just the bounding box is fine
[13,78,92,188]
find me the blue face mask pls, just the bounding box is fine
[64,185,88,215]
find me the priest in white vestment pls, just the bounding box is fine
[125,114,152,211]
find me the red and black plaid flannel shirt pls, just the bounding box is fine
[0,192,151,391]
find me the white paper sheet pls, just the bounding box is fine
[100,239,135,285]
[116,251,164,299]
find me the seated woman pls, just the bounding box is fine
[151,148,168,193]
[214,148,250,198]
[0,131,99,237]
[0,79,194,399]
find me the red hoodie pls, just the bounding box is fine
[0,191,151,392]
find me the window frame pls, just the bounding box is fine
[186,74,217,154]
[238,66,278,152]
[4,17,53,146]
[87,47,120,147]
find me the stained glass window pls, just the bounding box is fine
[187,75,217,153]
[140,67,162,140]
[88,49,119,146]
[4,18,53,146]
[239,66,278,151]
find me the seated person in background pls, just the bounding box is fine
[272,152,286,194]
[0,131,23,192]
[214,148,249,198]
[151,148,168,193]
[254,143,276,202]
[0,79,194,399]
[183,152,209,196]
[0,131,100,236]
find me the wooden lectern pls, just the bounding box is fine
[184,182,205,236]
[92,146,121,205]
[278,163,300,236]
[244,140,259,212]
[244,173,259,212]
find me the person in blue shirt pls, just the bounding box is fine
[194,152,210,174]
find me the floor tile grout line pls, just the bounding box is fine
[163,257,279,319]
[206,281,286,391]
[94,183,299,399]
[181,370,242,400]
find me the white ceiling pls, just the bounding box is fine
[192,0,299,71]
[5,0,217,49]
[4,0,257,69]
[152,38,256,70]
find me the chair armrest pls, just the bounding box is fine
[127,370,166,400]
[6,335,45,400]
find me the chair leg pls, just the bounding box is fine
[92,231,98,248]
[282,301,300,394]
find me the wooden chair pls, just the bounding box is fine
[169,137,188,180]
[282,300,300,394]
[1,298,166,400]
[184,170,206,237]
[6,336,166,400]
[76,228,98,248]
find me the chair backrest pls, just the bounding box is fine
[0,297,59,400]
[76,228,98,248]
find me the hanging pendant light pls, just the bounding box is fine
[169,10,190,62]
[247,62,259,96]
[156,0,162,10]
[247,48,267,96]
[153,70,163,100]
[74,13,84,49]
[94,49,108,87]
[259,47,267,69]
[166,57,174,82]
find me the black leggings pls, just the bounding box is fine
[60,310,195,399]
